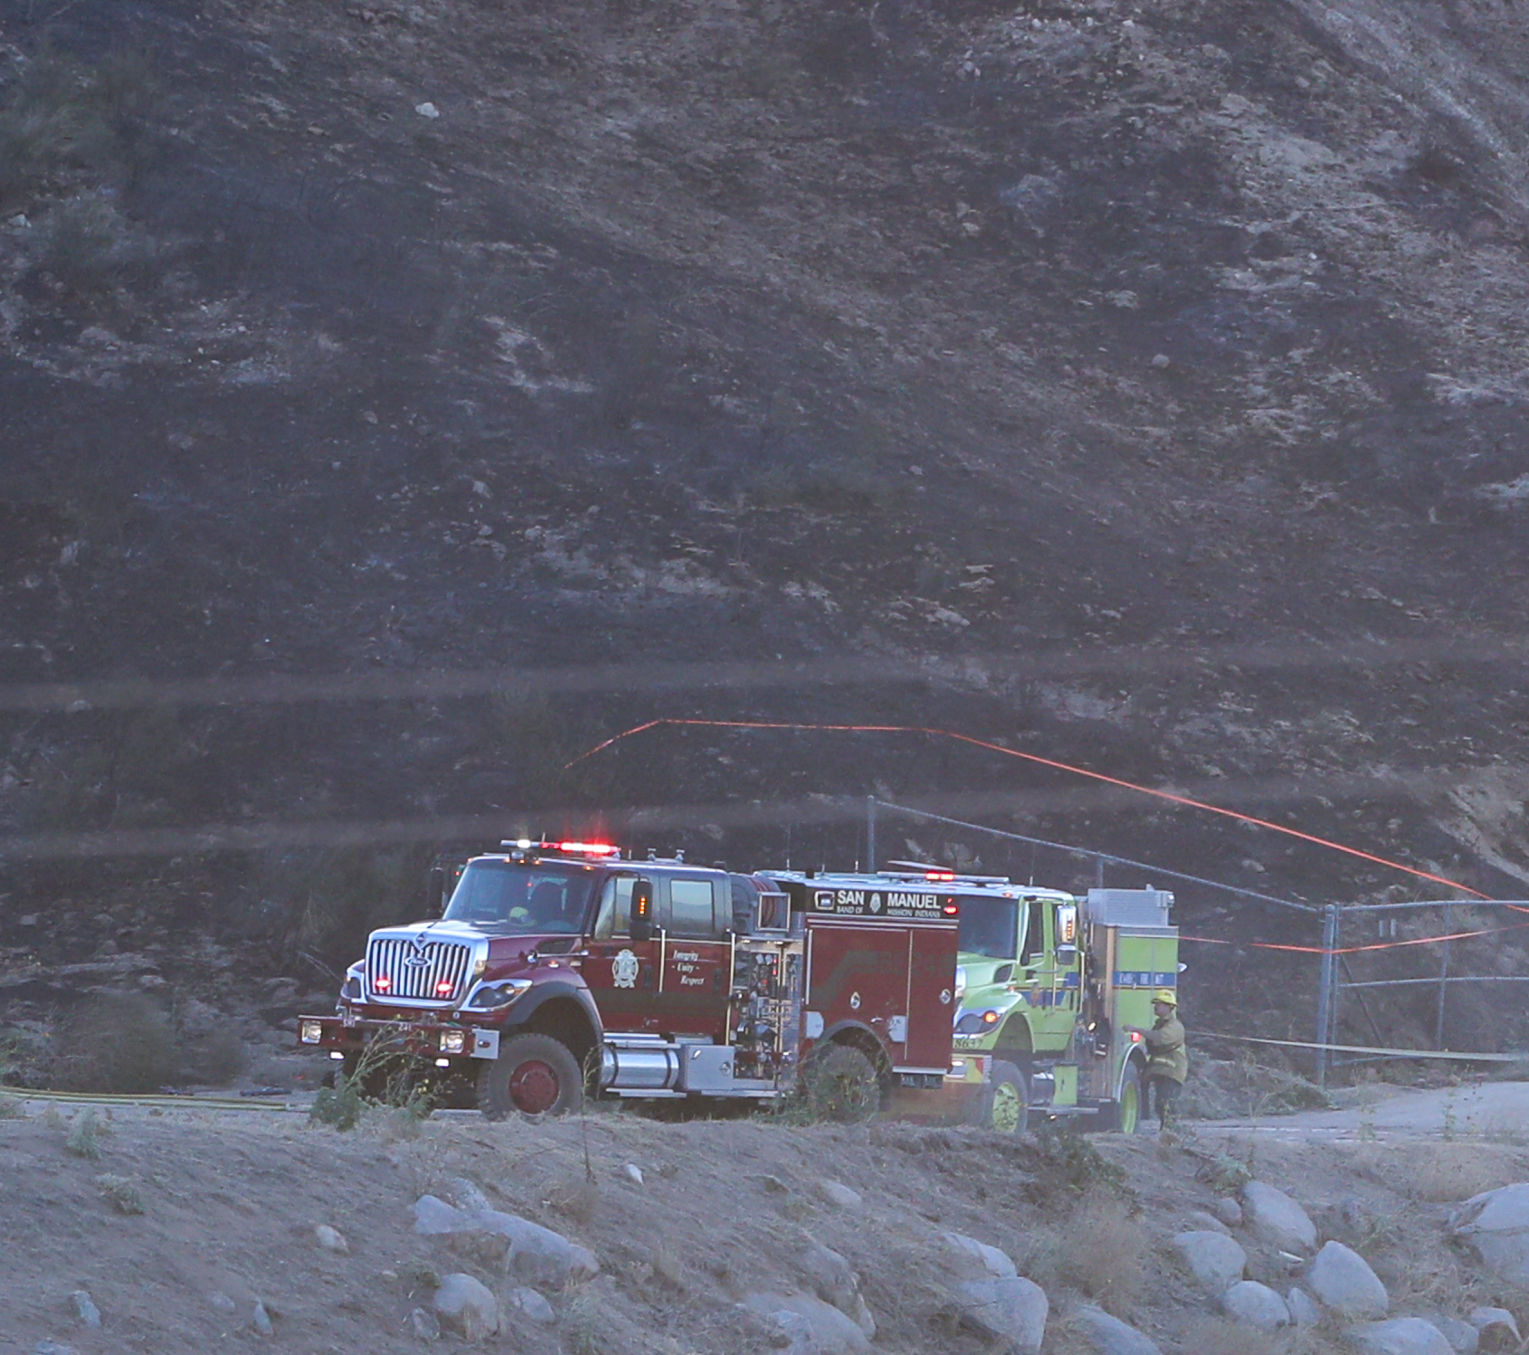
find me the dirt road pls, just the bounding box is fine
[1205,1079,1529,1142]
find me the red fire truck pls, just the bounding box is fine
[298,842,992,1120]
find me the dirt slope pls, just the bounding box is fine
[3,1090,1528,1355]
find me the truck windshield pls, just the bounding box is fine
[958,897,1021,958]
[444,862,595,934]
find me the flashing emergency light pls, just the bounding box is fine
[1129,1029,1143,1044]
[941,900,960,917]
[925,870,956,882]
[435,979,455,997]
[374,974,392,992]
[554,841,620,857]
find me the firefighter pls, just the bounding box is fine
[1143,988,1187,1129]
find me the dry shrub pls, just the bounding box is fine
[96,1173,145,1215]
[52,992,177,1092]
[1177,1316,1282,1355]
[1024,1192,1148,1316]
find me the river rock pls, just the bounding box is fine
[1348,1317,1455,1355]
[1214,1197,1244,1227]
[1241,1181,1317,1253]
[1451,1184,1529,1286]
[1185,1210,1230,1235]
[507,1287,556,1325]
[1221,1280,1290,1331]
[1287,1288,1322,1328]
[942,1231,1017,1278]
[819,1180,863,1210]
[802,1240,875,1337]
[951,1275,1048,1354]
[1072,1304,1163,1355]
[69,1292,101,1329]
[741,1292,872,1354]
[1422,1313,1479,1354]
[1305,1240,1388,1318]
[1172,1230,1245,1293]
[413,1194,598,1289]
[1470,1307,1521,1350]
[315,1224,349,1253]
[408,1306,440,1340]
[433,1273,498,1341]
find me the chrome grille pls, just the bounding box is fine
[366,936,472,1006]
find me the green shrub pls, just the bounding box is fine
[65,1107,104,1159]
[96,1172,145,1214]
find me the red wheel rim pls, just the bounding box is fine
[508,1060,559,1114]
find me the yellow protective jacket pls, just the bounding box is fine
[1145,1014,1188,1084]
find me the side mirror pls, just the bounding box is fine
[630,879,654,943]
[1055,944,1079,965]
[426,866,446,918]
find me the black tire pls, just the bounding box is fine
[981,1059,1029,1135]
[802,1043,881,1123]
[479,1033,584,1121]
[1117,1063,1147,1135]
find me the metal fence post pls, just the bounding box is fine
[1314,903,1340,1087]
[866,796,877,873]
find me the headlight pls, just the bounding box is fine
[954,966,967,1002]
[300,1020,324,1044]
[439,1029,466,1055]
[467,979,533,1009]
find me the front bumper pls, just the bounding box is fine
[297,1013,501,1061]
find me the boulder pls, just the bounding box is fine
[1422,1313,1479,1354]
[408,1306,440,1341]
[801,1240,875,1337]
[942,1231,1017,1278]
[1305,1240,1389,1319]
[1241,1181,1317,1254]
[433,1273,499,1341]
[1469,1307,1521,1350]
[951,1276,1048,1354]
[413,1194,598,1289]
[1072,1305,1163,1355]
[1286,1288,1322,1328]
[1451,1184,1529,1286]
[1222,1281,1290,1331]
[1214,1197,1244,1228]
[1348,1318,1455,1355]
[1171,1230,1246,1294]
[741,1292,872,1354]
[251,1301,274,1337]
[69,1292,101,1329]
[1184,1210,1230,1235]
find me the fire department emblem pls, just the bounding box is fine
[612,948,640,989]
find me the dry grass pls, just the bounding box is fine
[1024,1191,1149,1317]
[1176,1316,1349,1355]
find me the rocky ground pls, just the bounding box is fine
[3,1076,1529,1355]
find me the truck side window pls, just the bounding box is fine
[667,877,721,938]
[593,876,637,940]
[1020,900,1047,968]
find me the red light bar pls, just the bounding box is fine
[552,840,620,857]
[925,870,955,881]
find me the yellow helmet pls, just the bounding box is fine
[1152,988,1178,1006]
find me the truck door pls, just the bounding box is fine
[583,873,663,1034]
[654,875,733,1043]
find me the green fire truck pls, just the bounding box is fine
[895,867,1180,1133]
